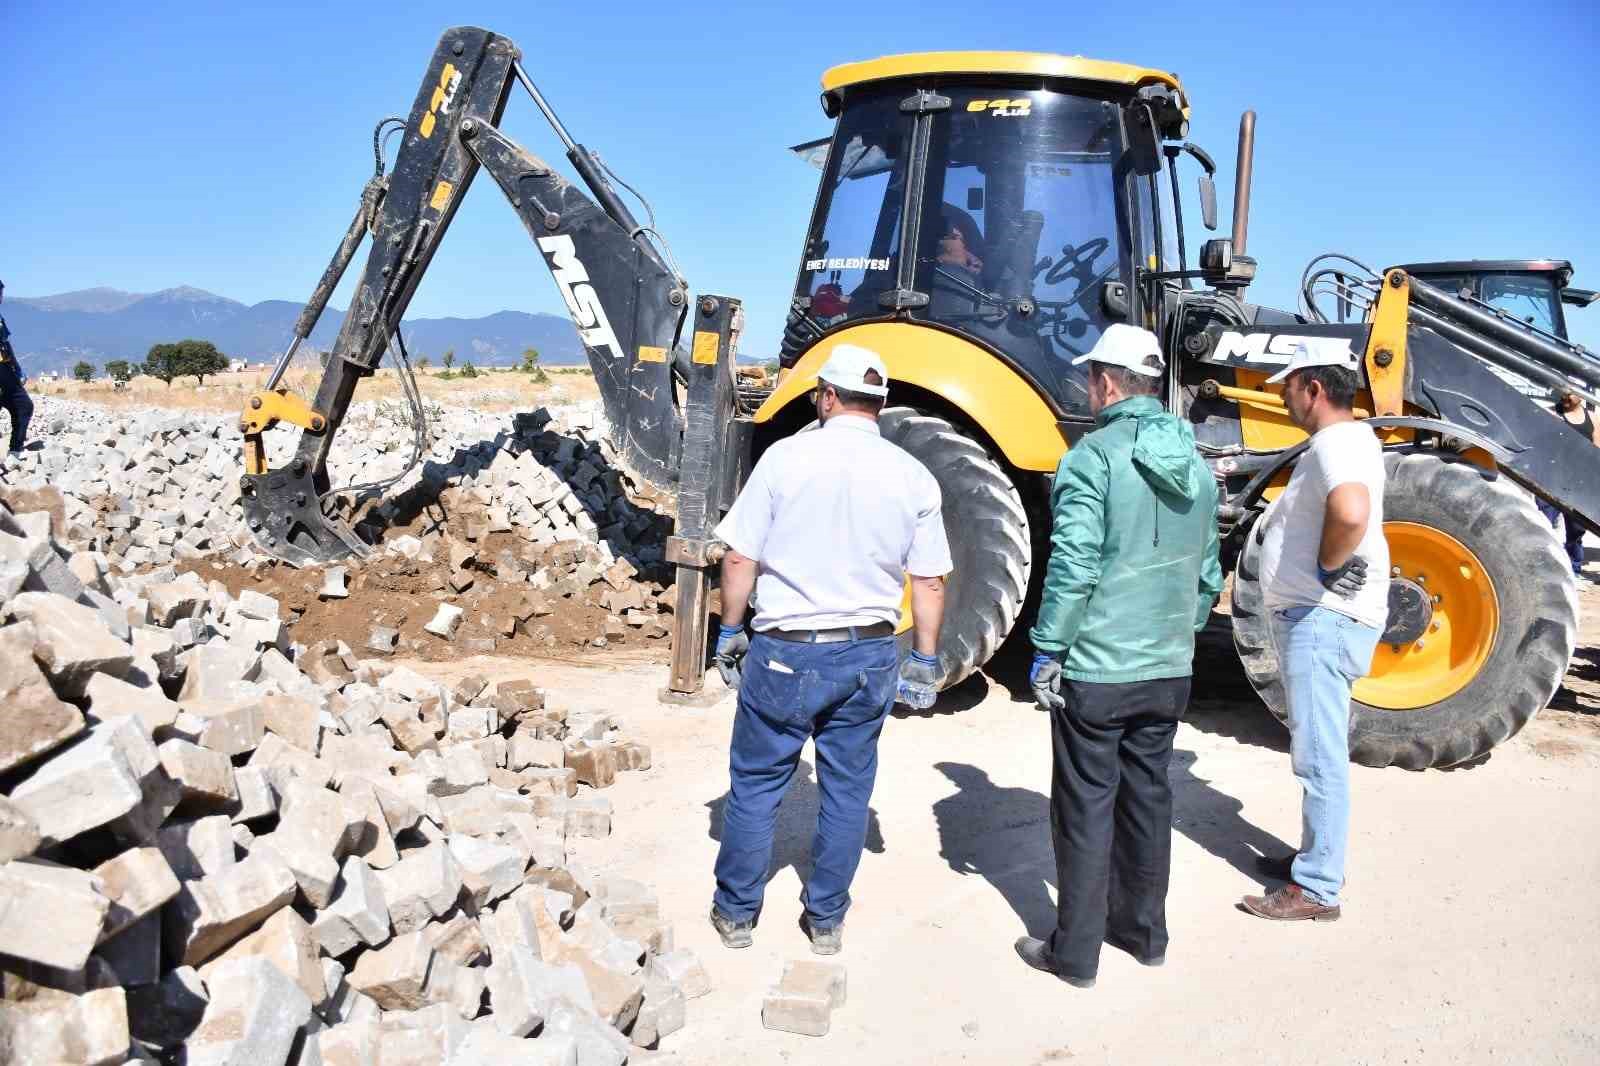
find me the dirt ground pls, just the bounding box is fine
[392,579,1600,1065]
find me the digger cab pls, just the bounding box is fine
[776,52,1194,423]
[1396,259,1595,341]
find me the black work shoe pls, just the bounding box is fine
[800,915,842,956]
[709,906,754,949]
[1014,936,1094,988]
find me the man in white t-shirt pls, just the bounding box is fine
[1242,340,1389,922]
[707,344,952,955]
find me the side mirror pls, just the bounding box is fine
[1200,239,1232,275]
[1198,174,1218,231]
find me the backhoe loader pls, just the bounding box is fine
[242,28,1600,769]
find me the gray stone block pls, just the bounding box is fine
[0,859,110,971]
[310,856,391,958]
[185,955,313,1066]
[157,814,237,880]
[0,986,129,1066]
[94,846,181,941]
[0,621,85,773]
[10,727,144,845]
[6,591,134,696]
[373,842,463,935]
[165,849,298,965]
[347,930,435,1011]
[198,905,325,1007]
[0,797,41,863]
[158,737,239,811]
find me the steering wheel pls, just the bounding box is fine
[1041,238,1112,288]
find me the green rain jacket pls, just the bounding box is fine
[1028,395,1223,683]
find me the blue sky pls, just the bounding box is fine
[5,0,1598,352]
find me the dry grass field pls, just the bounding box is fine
[32,363,600,415]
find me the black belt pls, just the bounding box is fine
[764,621,895,644]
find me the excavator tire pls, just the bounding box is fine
[1232,451,1578,769]
[878,408,1031,691]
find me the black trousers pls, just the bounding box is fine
[1049,675,1189,980]
[0,362,31,453]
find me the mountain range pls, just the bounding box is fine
[2,286,593,375]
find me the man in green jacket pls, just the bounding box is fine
[1015,323,1223,988]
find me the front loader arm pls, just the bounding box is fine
[241,26,690,565]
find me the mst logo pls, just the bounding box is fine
[1213,331,1355,366]
[538,235,623,360]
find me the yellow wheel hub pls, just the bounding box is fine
[1354,522,1499,710]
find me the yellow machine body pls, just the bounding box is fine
[753,323,1067,473]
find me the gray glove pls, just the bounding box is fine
[1030,652,1064,713]
[1318,556,1368,599]
[896,650,941,710]
[715,624,749,690]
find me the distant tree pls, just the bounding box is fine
[73,360,95,383]
[416,355,431,371]
[143,340,228,385]
[442,349,455,371]
[520,347,541,373]
[460,361,479,379]
[143,343,182,385]
[106,359,132,384]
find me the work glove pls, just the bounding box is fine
[1030,650,1064,713]
[1318,556,1368,599]
[896,650,941,710]
[714,623,750,691]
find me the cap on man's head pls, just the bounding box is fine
[816,343,889,397]
[1265,338,1360,384]
[1070,323,1166,377]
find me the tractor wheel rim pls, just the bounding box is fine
[1354,522,1499,710]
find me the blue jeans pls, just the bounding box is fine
[712,633,897,927]
[1268,605,1382,907]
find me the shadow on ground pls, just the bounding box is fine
[704,758,887,904]
[928,754,1291,939]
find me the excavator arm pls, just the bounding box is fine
[240,26,697,565]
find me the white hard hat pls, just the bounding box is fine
[816,343,889,397]
[1266,338,1360,383]
[1071,323,1166,377]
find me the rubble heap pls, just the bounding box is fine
[0,492,706,1065]
[3,396,673,576]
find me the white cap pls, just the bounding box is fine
[1070,323,1166,377]
[1266,338,1360,383]
[816,343,889,397]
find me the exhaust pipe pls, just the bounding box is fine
[1231,111,1256,256]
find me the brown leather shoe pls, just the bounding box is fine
[1240,883,1340,922]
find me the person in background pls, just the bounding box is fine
[709,343,951,956]
[1021,323,1222,988]
[1242,340,1390,923]
[1537,391,1596,576]
[0,280,35,458]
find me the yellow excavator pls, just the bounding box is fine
[242,28,1600,768]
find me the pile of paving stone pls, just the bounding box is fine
[4,397,673,578]
[0,492,706,1065]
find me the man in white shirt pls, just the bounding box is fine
[708,344,952,955]
[1243,340,1389,922]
